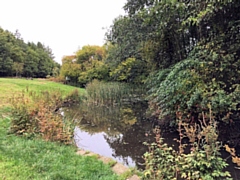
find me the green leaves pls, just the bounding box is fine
[0,27,58,77]
[60,46,109,87]
[143,121,232,180]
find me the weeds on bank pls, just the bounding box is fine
[64,88,87,104]
[9,89,79,144]
[143,110,232,180]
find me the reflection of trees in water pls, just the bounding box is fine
[79,104,133,135]
[65,101,148,136]
[104,121,154,168]
[64,101,154,167]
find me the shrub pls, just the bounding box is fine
[64,88,86,104]
[48,76,65,83]
[146,57,240,126]
[9,90,74,144]
[143,114,232,180]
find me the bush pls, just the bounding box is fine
[9,90,74,144]
[64,88,86,104]
[143,115,232,180]
[48,76,65,83]
[146,57,240,126]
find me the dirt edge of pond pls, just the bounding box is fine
[76,149,141,180]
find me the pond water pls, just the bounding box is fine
[63,101,240,179]
[63,101,154,169]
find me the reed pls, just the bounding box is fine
[85,79,136,106]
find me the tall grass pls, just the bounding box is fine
[85,79,145,106]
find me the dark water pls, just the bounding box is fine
[63,101,154,169]
[63,102,240,179]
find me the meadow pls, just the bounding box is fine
[0,78,85,107]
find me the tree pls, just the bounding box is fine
[76,45,106,63]
[144,0,240,124]
[12,62,24,77]
[60,55,81,84]
[0,27,58,78]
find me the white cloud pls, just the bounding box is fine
[0,0,126,63]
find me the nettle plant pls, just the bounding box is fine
[143,112,232,180]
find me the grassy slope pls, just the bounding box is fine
[0,78,118,180]
[0,78,85,107]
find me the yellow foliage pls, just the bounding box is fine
[110,58,136,81]
[225,145,240,167]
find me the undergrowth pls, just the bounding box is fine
[9,89,79,144]
[143,110,232,180]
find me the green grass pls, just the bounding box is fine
[0,109,118,179]
[0,78,85,107]
[0,78,118,180]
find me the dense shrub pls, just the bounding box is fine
[9,90,77,144]
[146,54,240,126]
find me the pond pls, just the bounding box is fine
[62,101,240,179]
[63,101,154,169]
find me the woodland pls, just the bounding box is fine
[0,29,60,78]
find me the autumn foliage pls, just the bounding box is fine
[9,90,74,144]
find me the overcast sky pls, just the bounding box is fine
[0,0,126,64]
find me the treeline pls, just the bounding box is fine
[60,44,145,87]
[0,27,60,78]
[61,0,240,125]
[108,0,240,125]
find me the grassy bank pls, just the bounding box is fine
[0,78,86,107]
[0,78,118,180]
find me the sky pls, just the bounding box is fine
[0,0,126,64]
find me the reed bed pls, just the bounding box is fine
[85,79,144,106]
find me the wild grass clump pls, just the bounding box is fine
[9,89,76,144]
[143,110,232,180]
[64,88,87,104]
[85,79,139,106]
[47,76,65,83]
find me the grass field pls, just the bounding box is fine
[0,78,119,180]
[0,78,85,107]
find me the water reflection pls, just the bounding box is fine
[64,101,154,168]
